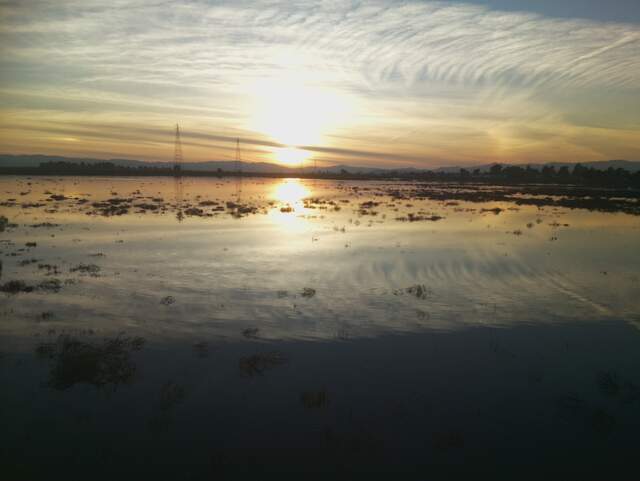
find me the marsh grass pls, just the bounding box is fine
[590,408,616,437]
[242,327,259,339]
[300,287,316,298]
[159,381,186,411]
[239,351,287,377]
[1,280,33,293]
[70,263,101,277]
[160,295,176,305]
[193,341,209,358]
[596,371,620,397]
[394,284,430,300]
[35,334,145,390]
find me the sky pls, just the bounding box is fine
[1,0,639,168]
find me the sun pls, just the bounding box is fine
[273,147,310,167]
[246,73,354,166]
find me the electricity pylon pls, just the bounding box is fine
[173,123,184,221]
[173,123,183,175]
[234,138,243,205]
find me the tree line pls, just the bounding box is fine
[0,160,638,187]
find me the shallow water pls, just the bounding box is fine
[1,176,640,478]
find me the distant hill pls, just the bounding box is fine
[1,154,639,174]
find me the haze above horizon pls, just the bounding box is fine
[1,0,639,168]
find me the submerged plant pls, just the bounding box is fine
[300,287,316,298]
[69,263,101,276]
[159,381,186,411]
[596,371,621,398]
[239,351,287,377]
[393,284,430,300]
[35,334,145,390]
[242,327,259,339]
[591,408,616,437]
[301,389,329,409]
[0,280,33,294]
[193,341,209,358]
[160,295,176,305]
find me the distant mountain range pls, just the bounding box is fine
[1,154,639,174]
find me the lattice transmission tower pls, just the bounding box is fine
[173,123,183,175]
[235,138,242,174]
[235,138,243,203]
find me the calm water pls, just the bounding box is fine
[1,176,640,479]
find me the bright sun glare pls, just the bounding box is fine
[247,73,353,166]
[272,178,310,204]
[268,179,313,233]
[273,147,310,167]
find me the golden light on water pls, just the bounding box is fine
[268,178,313,233]
[271,178,311,204]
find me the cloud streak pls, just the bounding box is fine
[1,0,639,166]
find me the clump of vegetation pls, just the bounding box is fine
[38,278,62,292]
[18,258,39,266]
[159,381,186,411]
[90,201,130,216]
[396,213,443,222]
[239,351,287,377]
[0,280,34,294]
[25,242,37,247]
[70,263,101,276]
[184,207,208,217]
[49,194,68,201]
[481,207,503,215]
[596,371,620,397]
[591,408,616,437]
[30,222,59,228]
[38,263,61,275]
[0,216,18,231]
[301,389,329,409]
[394,284,430,300]
[242,327,259,339]
[300,287,316,298]
[193,341,209,358]
[35,334,145,390]
[596,371,639,403]
[160,295,176,305]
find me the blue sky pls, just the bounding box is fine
[1,1,639,167]
[451,0,640,22]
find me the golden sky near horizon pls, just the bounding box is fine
[1,0,639,168]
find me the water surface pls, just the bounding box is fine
[1,176,639,478]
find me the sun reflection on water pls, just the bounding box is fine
[271,178,311,204]
[268,179,312,233]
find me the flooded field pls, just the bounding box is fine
[2,175,640,479]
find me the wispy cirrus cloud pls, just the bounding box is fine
[1,0,639,166]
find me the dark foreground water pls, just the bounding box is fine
[1,176,639,479]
